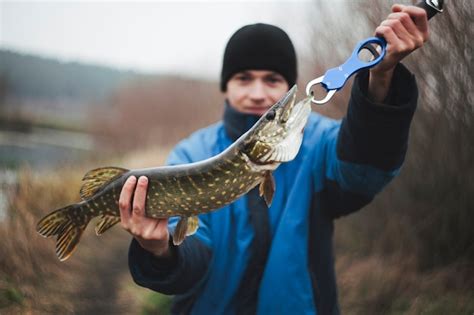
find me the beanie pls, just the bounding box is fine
[220,23,297,92]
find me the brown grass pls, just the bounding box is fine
[0,167,81,314]
[337,255,474,315]
[0,146,172,314]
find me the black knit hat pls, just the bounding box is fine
[220,23,297,92]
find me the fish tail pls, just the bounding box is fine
[36,203,91,261]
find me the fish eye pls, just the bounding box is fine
[266,110,276,120]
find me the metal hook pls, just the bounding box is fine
[305,76,337,105]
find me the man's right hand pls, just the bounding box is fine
[119,175,171,257]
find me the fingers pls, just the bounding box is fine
[392,4,428,39]
[403,5,428,35]
[380,19,417,53]
[119,175,137,228]
[387,12,420,42]
[132,176,148,216]
[116,175,171,256]
[375,24,398,50]
[119,175,149,231]
[373,3,429,71]
[118,175,169,246]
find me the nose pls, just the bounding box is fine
[248,81,267,103]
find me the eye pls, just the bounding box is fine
[243,141,253,152]
[266,110,276,120]
[233,73,252,83]
[237,75,250,81]
[264,74,285,85]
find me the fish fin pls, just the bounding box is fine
[95,215,121,235]
[186,216,199,236]
[172,216,200,245]
[259,171,275,207]
[80,167,129,200]
[172,217,188,246]
[36,204,92,261]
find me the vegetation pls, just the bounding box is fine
[0,151,171,314]
[0,50,141,102]
[0,1,472,314]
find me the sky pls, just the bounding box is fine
[0,0,319,80]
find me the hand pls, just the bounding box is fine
[372,4,429,74]
[368,4,429,101]
[119,176,171,257]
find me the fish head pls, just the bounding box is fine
[241,85,312,166]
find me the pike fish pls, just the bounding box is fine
[36,86,312,261]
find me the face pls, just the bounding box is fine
[225,70,290,116]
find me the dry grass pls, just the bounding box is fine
[0,167,81,314]
[337,254,474,315]
[0,146,172,314]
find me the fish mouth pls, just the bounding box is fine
[277,85,311,135]
[275,85,298,122]
[258,91,312,164]
[279,85,298,109]
[240,85,311,165]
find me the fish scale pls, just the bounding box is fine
[36,85,312,261]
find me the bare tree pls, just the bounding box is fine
[325,0,474,269]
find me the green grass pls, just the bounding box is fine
[0,285,24,309]
[140,292,172,315]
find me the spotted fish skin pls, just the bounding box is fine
[36,85,312,261]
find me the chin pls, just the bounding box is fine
[244,107,271,116]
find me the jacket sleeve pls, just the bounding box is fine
[319,63,418,219]
[128,140,213,295]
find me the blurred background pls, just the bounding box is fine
[0,1,472,314]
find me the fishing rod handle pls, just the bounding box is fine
[367,0,444,57]
[416,0,444,19]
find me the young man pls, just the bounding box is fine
[119,5,429,314]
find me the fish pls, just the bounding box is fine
[36,85,312,261]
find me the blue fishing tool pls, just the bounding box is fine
[306,0,443,105]
[305,37,386,105]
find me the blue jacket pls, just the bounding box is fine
[129,65,418,315]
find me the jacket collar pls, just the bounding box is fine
[223,100,260,141]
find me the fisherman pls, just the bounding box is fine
[120,4,428,314]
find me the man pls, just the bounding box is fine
[119,4,428,314]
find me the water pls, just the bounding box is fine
[0,190,7,221]
[0,127,95,220]
[0,169,18,221]
[0,127,94,169]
